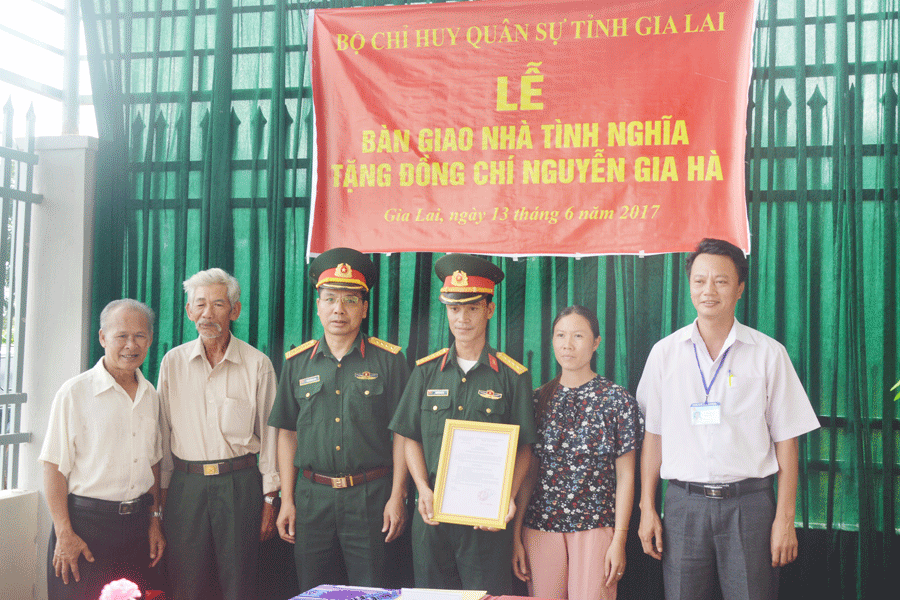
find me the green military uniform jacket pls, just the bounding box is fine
[389,343,538,480]
[269,332,409,474]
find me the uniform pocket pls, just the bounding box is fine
[350,380,387,421]
[422,391,452,442]
[473,397,507,423]
[294,380,324,427]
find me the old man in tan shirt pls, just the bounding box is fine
[158,268,280,600]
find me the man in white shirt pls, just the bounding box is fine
[158,268,280,600]
[637,238,820,600]
[40,299,164,600]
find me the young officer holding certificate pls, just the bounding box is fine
[389,253,537,595]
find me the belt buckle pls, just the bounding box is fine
[118,499,140,515]
[203,463,221,476]
[332,476,348,489]
[703,484,726,499]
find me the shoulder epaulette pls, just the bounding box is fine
[368,337,402,354]
[496,351,528,375]
[285,339,316,360]
[416,348,449,366]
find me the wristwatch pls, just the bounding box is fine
[264,495,276,505]
[151,510,163,520]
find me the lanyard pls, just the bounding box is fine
[692,343,730,404]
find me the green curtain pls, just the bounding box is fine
[81,0,898,598]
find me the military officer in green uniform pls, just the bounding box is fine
[269,248,410,590]
[389,253,537,595]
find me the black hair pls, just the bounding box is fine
[685,238,749,284]
[550,304,600,339]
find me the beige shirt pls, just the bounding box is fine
[637,319,820,483]
[39,359,162,501]
[158,336,280,494]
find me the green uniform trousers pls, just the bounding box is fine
[411,508,513,595]
[164,463,263,600]
[293,473,391,591]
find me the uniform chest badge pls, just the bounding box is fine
[298,375,321,386]
[427,389,449,396]
[478,389,503,400]
[355,371,378,380]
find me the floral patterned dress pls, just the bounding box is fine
[523,375,644,532]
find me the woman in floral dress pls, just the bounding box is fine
[512,305,644,600]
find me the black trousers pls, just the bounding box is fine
[164,464,263,600]
[47,495,152,600]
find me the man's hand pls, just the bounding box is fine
[772,438,800,567]
[638,507,663,560]
[52,530,94,584]
[260,496,278,543]
[276,499,296,543]
[770,517,798,567]
[475,498,516,532]
[148,518,165,567]
[512,535,530,582]
[416,487,439,526]
[382,494,408,543]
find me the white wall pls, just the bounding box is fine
[0,490,39,598]
[7,135,98,600]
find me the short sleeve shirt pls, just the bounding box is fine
[268,333,409,475]
[524,376,643,532]
[636,319,820,483]
[389,344,538,480]
[39,358,162,501]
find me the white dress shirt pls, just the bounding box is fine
[39,358,162,501]
[157,335,280,493]
[636,319,820,483]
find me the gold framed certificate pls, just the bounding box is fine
[432,419,520,529]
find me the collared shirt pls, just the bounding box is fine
[39,358,162,501]
[268,333,409,475]
[636,319,820,483]
[158,336,280,493]
[389,344,538,480]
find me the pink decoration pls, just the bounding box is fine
[99,579,141,600]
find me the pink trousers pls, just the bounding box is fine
[522,526,617,600]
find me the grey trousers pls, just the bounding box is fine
[662,481,779,600]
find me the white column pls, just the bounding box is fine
[17,135,98,600]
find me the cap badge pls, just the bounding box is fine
[451,270,469,287]
[335,263,353,278]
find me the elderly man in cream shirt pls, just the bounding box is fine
[158,268,280,600]
[40,299,164,600]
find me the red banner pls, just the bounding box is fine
[309,0,754,256]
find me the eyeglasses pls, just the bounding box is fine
[319,295,363,306]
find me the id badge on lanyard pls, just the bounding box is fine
[692,343,729,426]
[690,402,721,425]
